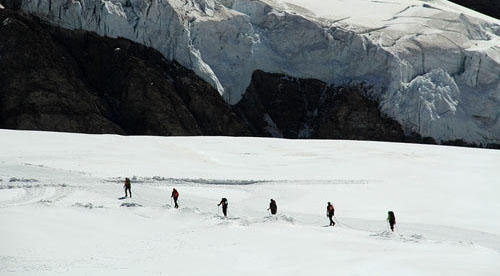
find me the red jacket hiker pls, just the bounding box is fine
[171,188,179,208]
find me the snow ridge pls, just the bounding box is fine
[17,0,500,144]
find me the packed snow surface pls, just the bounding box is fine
[17,0,500,145]
[1,129,499,275]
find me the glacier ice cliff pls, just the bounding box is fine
[12,0,500,145]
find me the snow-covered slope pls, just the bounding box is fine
[15,0,500,145]
[1,130,499,275]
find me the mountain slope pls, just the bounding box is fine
[6,0,500,145]
[0,8,441,144]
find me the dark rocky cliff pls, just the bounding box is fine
[448,0,500,20]
[0,9,250,136]
[234,71,426,143]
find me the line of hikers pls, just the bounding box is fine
[123,178,397,231]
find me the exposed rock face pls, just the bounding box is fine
[312,88,407,141]
[0,9,250,135]
[235,71,413,142]
[448,0,500,20]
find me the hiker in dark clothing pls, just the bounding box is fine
[268,199,277,215]
[387,211,396,232]
[124,177,132,198]
[327,202,335,226]
[171,188,179,208]
[218,198,228,217]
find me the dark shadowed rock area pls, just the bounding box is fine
[235,71,500,148]
[448,0,500,20]
[234,70,426,142]
[0,9,250,136]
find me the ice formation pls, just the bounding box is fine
[16,0,500,144]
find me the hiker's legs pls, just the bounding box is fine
[329,215,335,226]
[174,197,178,208]
[222,206,227,216]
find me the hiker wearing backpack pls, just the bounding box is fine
[268,199,277,215]
[124,177,132,198]
[327,202,335,226]
[218,198,228,217]
[387,211,396,232]
[171,188,179,208]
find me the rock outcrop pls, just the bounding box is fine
[0,9,250,135]
[448,0,500,20]
[235,71,420,142]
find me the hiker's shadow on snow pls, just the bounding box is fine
[212,215,241,225]
[263,214,296,225]
[120,202,142,207]
[370,231,424,243]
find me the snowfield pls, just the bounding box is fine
[16,0,500,145]
[0,129,499,275]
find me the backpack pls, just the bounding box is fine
[173,189,179,197]
[388,211,395,222]
[270,200,277,208]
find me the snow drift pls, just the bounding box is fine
[14,0,500,144]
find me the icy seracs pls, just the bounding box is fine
[17,0,500,145]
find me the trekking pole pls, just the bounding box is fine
[395,224,402,236]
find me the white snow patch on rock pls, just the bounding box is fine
[263,113,284,138]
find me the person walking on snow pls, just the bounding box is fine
[327,202,335,226]
[124,177,132,198]
[171,188,179,208]
[387,211,396,232]
[268,199,277,215]
[218,198,228,217]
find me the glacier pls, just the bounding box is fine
[14,0,500,144]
